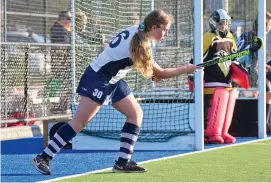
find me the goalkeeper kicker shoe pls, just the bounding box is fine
[222,133,236,143]
[33,154,51,175]
[112,160,146,173]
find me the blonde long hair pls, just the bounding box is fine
[130,9,174,78]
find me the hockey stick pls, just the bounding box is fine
[197,37,263,67]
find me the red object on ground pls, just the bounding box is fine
[7,112,35,127]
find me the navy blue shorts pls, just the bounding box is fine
[76,66,131,104]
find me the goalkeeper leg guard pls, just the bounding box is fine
[204,87,229,144]
[221,88,238,143]
[204,94,212,144]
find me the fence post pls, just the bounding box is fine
[194,0,204,150]
[258,0,267,139]
[70,0,76,117]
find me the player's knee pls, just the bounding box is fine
[137,106,144,121]
[133,106,143,121]
[126,106,143,124]
[68,118,88,132]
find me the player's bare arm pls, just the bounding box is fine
[152,62,202,79]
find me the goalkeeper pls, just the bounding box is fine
[33,9,202,175]
[189,9,247,144]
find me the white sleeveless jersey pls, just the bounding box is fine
[90,25,138,84]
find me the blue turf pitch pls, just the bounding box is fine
[1,136,260,182]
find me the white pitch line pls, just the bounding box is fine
[36,137,271,183]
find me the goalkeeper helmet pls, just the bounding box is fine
[209,9,232,38]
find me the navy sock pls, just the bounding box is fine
[117,122,140,165]
[41,123,76,160]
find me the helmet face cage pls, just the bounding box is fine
[209,9,231,37]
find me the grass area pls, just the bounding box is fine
[56,139,271,182]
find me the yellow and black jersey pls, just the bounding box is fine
[203,31,237,85]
